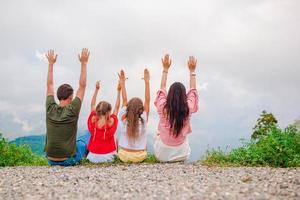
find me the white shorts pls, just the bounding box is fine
[154,135,191,162]
[87,151,116,163]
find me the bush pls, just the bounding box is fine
[202,126,300,167]
[252,110,278,140]
[0,133,47,167]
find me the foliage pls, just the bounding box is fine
[201,125,300,167]
[145,154,159,163]
[0,133,47,167]
[252,110,278,140]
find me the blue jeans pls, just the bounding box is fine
[48,132,90,166]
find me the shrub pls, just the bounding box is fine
[0,133,47,167]
[202,125,300,167]
[252,110,278,140]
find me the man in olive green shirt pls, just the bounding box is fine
[45,49,90,166]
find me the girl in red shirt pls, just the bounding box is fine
[86,80,121,163]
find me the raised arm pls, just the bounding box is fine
[143,68,150,117]
[46,50,57,96]
[113,83,121,115]
[118,70,128,107]
[91,81,100,111]
[76,48,90,101]
[188,56,197,89]
[160,54,172,91]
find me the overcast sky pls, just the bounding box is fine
[0,0,299,160]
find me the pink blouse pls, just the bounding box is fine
[154,88,199,146]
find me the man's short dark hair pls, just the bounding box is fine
[57,84,74,100]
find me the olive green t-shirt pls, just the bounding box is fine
[44,95,82,158]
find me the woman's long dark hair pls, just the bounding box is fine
[164,82,189,138]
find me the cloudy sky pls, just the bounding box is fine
[0,0,299,160]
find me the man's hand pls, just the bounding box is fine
[46,49,57,96]
[161,54,172,71]
[95,81,100,90]
[142,68,150,83]
[188,56,197,72]
[78,48,90,64]
[46,50,57,65]
[76,48,89,102]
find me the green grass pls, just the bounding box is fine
[201,126,300,168]
[0,133,48,167]
[81,153,159,166]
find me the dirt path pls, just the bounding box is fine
[0,163,299,200]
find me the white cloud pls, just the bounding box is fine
[35,50,47,62]
[13,116,34,133]
[199,82,208,91]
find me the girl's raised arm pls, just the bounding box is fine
[160,54,172,91]
[113,82,121,115]
[143,68,150,117]
[91,81,100,111]
[118,70,128,107]
[188,56,197,89]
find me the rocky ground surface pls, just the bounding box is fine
[0,163,299,200]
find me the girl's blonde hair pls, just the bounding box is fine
[96,101,112,117]
[126,98,144,143]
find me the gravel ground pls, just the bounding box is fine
[0,163,299,200]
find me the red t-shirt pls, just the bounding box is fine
[87,111,118,154]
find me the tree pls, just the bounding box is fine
[252,110,278,140]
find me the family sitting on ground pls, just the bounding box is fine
[44,48,199,166]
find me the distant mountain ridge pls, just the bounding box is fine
[10,135,45,155]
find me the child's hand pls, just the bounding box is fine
[95,81,100,90]
[161,54,171,71]
[142,68,150,82]
[117,82,121,91]
[187,56,197,72]
[118,70,128,84]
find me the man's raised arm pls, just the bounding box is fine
[76,48,90,102]
[46,50,57,96]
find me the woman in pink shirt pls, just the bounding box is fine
[154,54,199,162]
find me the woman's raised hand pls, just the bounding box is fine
[161,54,172,71]
[118,69,128,106]
[187,56,197,72]
[117,82,121,91]
[143,68,150,83]
[118,70,128,84]
[95,80,100,90]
